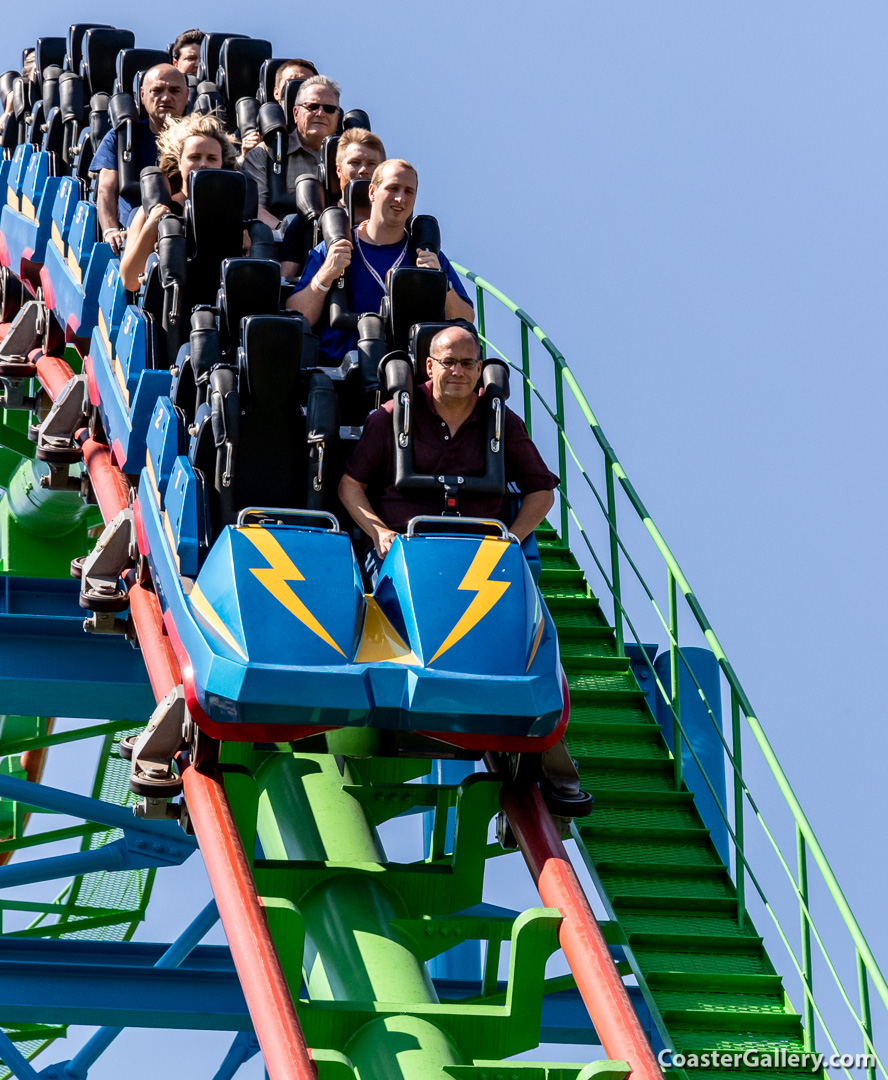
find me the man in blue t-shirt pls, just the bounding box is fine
[92,64,188,254]
[286,158,474,362]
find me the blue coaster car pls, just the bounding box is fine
[0,147,62,284]
[136,491,563,746]
[135,292,563,747]
[41,190,112,343]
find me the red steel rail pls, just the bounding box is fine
[34,352,316,1080]
[498,779,665,1080]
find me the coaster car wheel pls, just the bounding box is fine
[117,734,136,761]
[35,443,81,463]
[540,783,594,818]
[130,767,183,799]
[79,588,130,612]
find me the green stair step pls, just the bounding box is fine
[549,611,611,636]
[559,644,625,667]
[567,729,668,762]
[584,801,705,831]
[578,766,677,792]
[631,946,772,977]
[541,588,596,607]
[567,704,655,727]
[539,567,587,588]
[567,671,641,697]
[619,911,758,939]
[597,868,735,904]
[654,988,790,1020]
[582,837,720,868]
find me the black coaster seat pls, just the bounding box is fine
[115,48,168,97]
[81,28,135,97]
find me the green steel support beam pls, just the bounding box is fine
[254,752,464,1080]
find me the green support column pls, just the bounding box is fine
[255,753,464,1080]
[0,457,96,577]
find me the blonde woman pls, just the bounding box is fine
[119,113,238,291]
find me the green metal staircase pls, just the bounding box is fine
[536,523,809,1077]
[449,260,887,1080]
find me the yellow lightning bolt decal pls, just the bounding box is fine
[239,527,346,657]
[428,538,511,664]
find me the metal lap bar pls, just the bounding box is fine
[406,515,510,540]
[236,506,341,531]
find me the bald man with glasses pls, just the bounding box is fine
[339,324,559,579]
[242,74,341,229]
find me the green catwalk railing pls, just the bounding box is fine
[452,262,886,1079]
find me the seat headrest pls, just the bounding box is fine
[342,109,371,132]
[0,72,18,105]
[344,179,371,227]
[185,170,247,304]
[81,28,135,96]
[66,23,111,73]
[35,38,66,90]
[218,37,271,107]
[408,322,458,383]
[387,268,448,352]
[198,33,247,83]
[219,258,282,349]
[257,58,287,104]
[280,79,304,131]
[115,48,169,96]
[240,315,303,404]
[320,134,340,199]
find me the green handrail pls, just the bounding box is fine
[452,261,888,1070]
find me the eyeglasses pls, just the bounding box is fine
[296,102,338,115]
[429,356,481,371]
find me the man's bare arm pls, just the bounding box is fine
[445,289,475,322]
[285,239,353,325]
[338,473,398,558]
[96,170,123,254]
[510,489,555,543]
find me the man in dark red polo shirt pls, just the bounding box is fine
[339,324,559,577]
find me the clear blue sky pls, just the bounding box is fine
[6,2,887,1076]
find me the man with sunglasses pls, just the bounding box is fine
[339,324,558,578]
[242,74,340,229]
